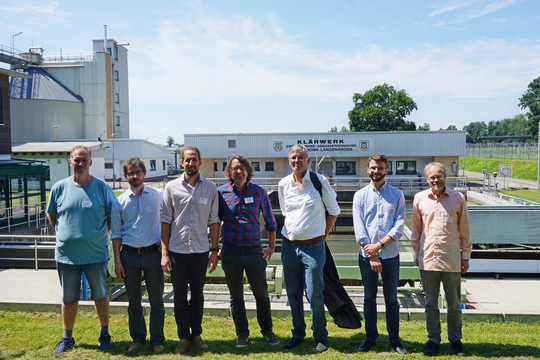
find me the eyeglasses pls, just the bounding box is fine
[289,155,306,161]
[232,166,246,172]
[126,170,144,177]
[369,166,386,171]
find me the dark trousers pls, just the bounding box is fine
[169,251,208,340]
[121,248,165,346]
[359,254,400,344]
[221,244,273,337]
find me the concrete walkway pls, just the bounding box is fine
[1,269,539,322]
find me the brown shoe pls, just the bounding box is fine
[152,345,164,354]
[175,339,191,354]
[191,335,210,351]
[125,342,143,354]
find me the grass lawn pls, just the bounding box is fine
[462,157,538,181]
[1,311,540,359]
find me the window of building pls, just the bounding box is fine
[115,70,119,81]
[105,162,113,169]
[115,93,119,104]
[115,116,120,126]
[228,139,236,148]
[265,161,274,171]
[222,162,227,171]
[387,161,393,175]
[107,47,112,55]
[150,160,156,171]
[336,161,356,175]
[162,160,166,170]
[114,46,118,60]
[214,162,218,172]
[396,161,416,175]
[252,162,260,171]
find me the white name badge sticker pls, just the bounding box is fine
[82,201,92,208]
[245,197,254,204]
[199,197,208,205]
[146,206,156,213]
[444,216,453,223]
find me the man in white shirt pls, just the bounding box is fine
[278,144,340,353]
[161,146,220,354]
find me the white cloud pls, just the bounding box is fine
[127,11,540,110]
[430,0,524,24]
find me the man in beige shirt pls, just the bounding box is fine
[411,162,472,357]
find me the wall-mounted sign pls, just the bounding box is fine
[270,137,374,155]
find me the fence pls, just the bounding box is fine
[466,143,539,160]
[0,202,48,232]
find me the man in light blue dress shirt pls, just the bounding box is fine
[353,153,407,355]
[111,157,165,355]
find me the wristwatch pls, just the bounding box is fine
[210,247,220,253]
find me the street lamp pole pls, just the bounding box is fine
[112,133,117,189]
[12,32,22,52]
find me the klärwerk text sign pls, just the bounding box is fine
[269,138,374,155]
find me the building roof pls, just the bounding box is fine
[9,67,83,102]
[12,141,109,153]
[0,67,32,79]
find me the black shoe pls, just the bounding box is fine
[358,338,375,352]
[424,340,439,357]
[451,340,467,356]
[285,338,303,350]
[390,340,408,355]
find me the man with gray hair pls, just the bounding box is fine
[47,146,116,354]
[411,162,472,357]
[278,144,340,353]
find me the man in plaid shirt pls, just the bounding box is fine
[218,155,280,349]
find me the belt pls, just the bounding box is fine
[122,243,160,254]
[283,236,323,245]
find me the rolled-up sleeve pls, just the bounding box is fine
[207,187,220,225]
[260,188,277,232]
[459,197,472,260]
[321,175,340,216]
[161,185,173,224]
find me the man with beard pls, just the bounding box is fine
[411,163,471,357]
[161,146,220,354]
[47,146,116,353]
[111,157,165,354]
[353,153,407,355]
[217,155,279,348]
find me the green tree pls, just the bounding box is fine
[329,126,338,132]
[348,83,417,132]
[463,121,487,143]
[446,125,457,130]
[166,136,174,147]
[417,123,430,131]
[518,76,540,141]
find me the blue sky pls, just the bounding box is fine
[1,0,539,145]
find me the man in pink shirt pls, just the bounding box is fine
[411,162,472,357]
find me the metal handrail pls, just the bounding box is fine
[0,201,48,232]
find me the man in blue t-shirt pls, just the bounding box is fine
[47,146,116,354]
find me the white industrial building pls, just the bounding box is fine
[184,131,466,181]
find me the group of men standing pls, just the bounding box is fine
[47,144,471,356]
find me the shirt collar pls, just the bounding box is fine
[428,186,449,199]
[368,181,387,193]
[127,185,150,197]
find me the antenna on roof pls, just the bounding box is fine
[103,25,107,52]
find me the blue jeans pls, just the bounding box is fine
[169,251,208,340]
[56,261,108,304]
[281,239,327,344]
[420,270,462,344]
[121,247,165,346]
[221,244,273,337]
[358,255,400,343]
